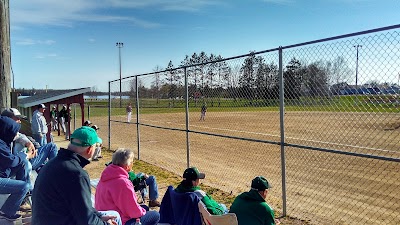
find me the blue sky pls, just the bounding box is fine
[10,0,400,91]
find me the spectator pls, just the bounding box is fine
[95,148,160,225]
[126,103,132,123]
[1,108,58,173]
[50,106,58,131]
[129,168,160,208]
[65,107,72,140]
[229,176,280,225]
[0,116,34,221]
[31,126,121,225]
[58,105,67,134]
[31,104,48,146]
[84,120,92,126]
[175,167,228,215]
[91,125,102,161]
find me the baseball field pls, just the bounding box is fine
[88,110,399,225]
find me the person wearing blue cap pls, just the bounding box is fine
[32,126,122,225]
[229,176,280,225]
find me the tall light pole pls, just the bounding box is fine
[116,42,124,108]
[354,44,362,105]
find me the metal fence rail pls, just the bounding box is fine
[107,25,400,224]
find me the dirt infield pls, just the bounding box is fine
[91,111,399,225]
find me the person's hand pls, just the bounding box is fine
[25,142,35,153]
[107,220,117,225]
[26,149,37,159]
[101,215,117,225]
[143,174,149,179]
[275,219,281,225]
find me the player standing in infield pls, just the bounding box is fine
[199,103,207,121]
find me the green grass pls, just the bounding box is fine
[75,95,399,118]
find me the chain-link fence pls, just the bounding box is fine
[107,25,400,224]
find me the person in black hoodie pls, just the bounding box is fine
[0,116,34,221]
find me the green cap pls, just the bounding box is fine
[251,176,272,191]
[70,126,101,147]
[183,167,205,180]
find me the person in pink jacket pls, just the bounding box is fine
[95,148,160,225]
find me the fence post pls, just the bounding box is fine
[108,81,111,150]
[279,46,287,217]
[87,105,90,120]
[184,67,190,168]
[73,104,76,130]
[135,76,141,160]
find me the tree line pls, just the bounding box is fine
[127,51,369,106]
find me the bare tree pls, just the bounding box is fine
[328,56,352,85]
[152,65,163,104]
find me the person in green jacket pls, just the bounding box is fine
[175,167,228,215]
[229,176,280,225]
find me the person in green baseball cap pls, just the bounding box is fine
[31,126,122,225]
[229,176,280,225]
[174,167,228,215]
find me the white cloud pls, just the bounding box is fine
[39,40,56,45]
[10,0,219,29]
[15,39,55,46]
[16,39,36,45]
[34,53,58,59]
[260,0,294,5]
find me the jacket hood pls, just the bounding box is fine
[0,116,21,145]
[100,164,129,182]
[238,189,266,202]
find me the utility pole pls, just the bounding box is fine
[0,0,11,112]
[354,44,362,105]
[116,42,123,108]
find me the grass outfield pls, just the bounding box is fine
[78,94,399,118]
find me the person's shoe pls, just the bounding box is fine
[97,155,103,158]
[0,211,21,221]
[92,158,99,161]
[148,200,161,207]
[19,192,32,211]
[19,202,31,212]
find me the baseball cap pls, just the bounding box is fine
[1,108,27,120]
[70,126,101,147]
[38,104,46,109]
[84,120,92,126]
[183,167,205,180]
[251,176,272,191]
[91,125,100,130]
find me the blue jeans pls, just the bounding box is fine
[13,153,32,191]
[99,210,122,225]
[33,133,47,147]
[30,142,58,171]
[125,205,160,225]
[0,165,30,216]
[137,173,159,201]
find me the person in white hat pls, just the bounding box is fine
[31,104,48,147]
